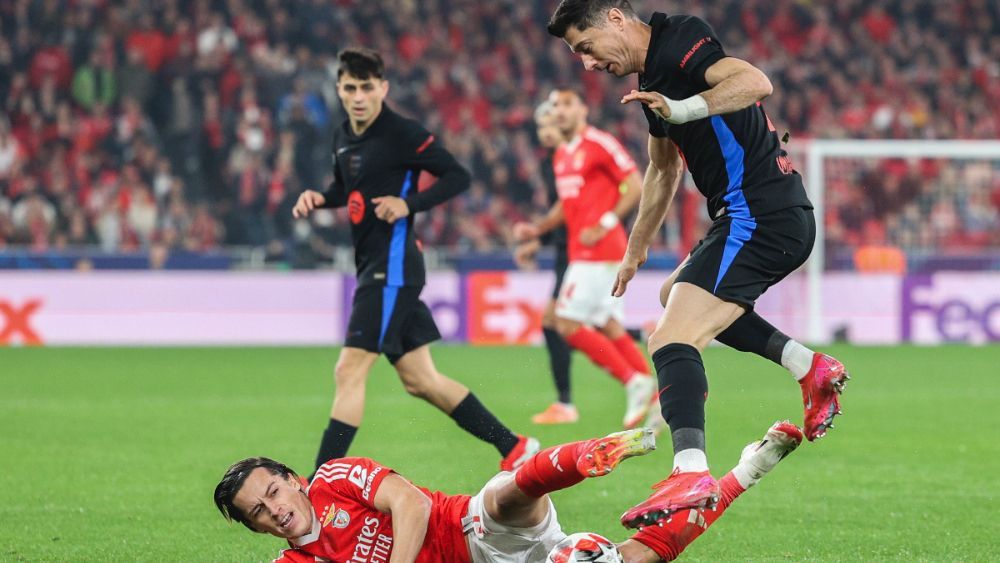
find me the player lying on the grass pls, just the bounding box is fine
[214,422,802,562]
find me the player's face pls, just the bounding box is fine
[562,10,636,77]
[337,73,389,125]
[232,468,314,539]
[535,112,562,148]
[547,90,586,137]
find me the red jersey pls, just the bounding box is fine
[553,126,637,262]
[274,457,472,563]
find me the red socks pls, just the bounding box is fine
[565,327,636,384]
[612,334,650,375]
[630,473,746,560]
[514,440,593,497]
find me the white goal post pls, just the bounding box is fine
[801,139,1000,343]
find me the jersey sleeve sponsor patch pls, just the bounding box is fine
[313,457,393,505]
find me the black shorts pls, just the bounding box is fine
[676,206,815,309]
[345,285,441,363]
[552,244,569,299]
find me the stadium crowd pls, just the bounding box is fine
[1,0,998,265]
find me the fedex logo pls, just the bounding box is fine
[0,299,43,345]
[901,275,1000,344]
[467,272,547,344]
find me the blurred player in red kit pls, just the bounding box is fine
[515,88,657,431]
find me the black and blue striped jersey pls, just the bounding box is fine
[639,13,812,221]
[319,106,469,287]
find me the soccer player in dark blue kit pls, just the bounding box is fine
[546,0,850,531]
[293,48,537,473]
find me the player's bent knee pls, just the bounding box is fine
[554,317,580,338]
[485,474,549,528]
[396,369,441,399]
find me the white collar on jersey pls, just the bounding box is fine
[564,126,590,152]
[290,509,322,547]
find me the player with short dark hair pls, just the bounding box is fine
[293,47,537,473]
[547,1,849,528]
[214,422,803,562]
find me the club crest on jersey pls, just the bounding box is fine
[333,509,350,529]
[322,504,352,529]
[321,504,335,526]
[573,151,586,171]
[348,190,365,224]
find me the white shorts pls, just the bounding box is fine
[555,261,624,327]
[463,473,567,563]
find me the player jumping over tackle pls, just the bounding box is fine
[215,421,804,562]
[546,0,849,527]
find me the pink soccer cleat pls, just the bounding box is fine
[800,353,850,441]
[620,469,720,529]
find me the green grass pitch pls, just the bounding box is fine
[2,344,999,561]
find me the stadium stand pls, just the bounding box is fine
[1,0,998,265]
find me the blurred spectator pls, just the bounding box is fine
[71,49,117,111]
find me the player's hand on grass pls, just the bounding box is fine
[613,248,647,297]
[512,221,540,242]
[372,196,410,224]
[621,90,672,121]
[579,225,607,247]
[513,239,540,270]
[293,190,326,218]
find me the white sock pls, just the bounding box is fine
[781,340,815,381]
[731,461,759,489]
[673,448,709,472]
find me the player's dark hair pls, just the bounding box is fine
[547,0,638,38]
[337,47,385,80]
[214,457,297,531]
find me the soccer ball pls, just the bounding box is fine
[547,532,623,563]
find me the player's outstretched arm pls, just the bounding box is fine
[372,474,432,563]
[613,137,682,297]
[699,57,773,114]
[620,58,771,125]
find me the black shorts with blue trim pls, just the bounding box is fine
[676,206,815,309]
[344,285,441,364]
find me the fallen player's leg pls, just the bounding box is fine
[617,421,803,562]
[465,428,656,561]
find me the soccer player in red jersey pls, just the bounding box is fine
[215,422,802,562]
[515,88,657,430]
